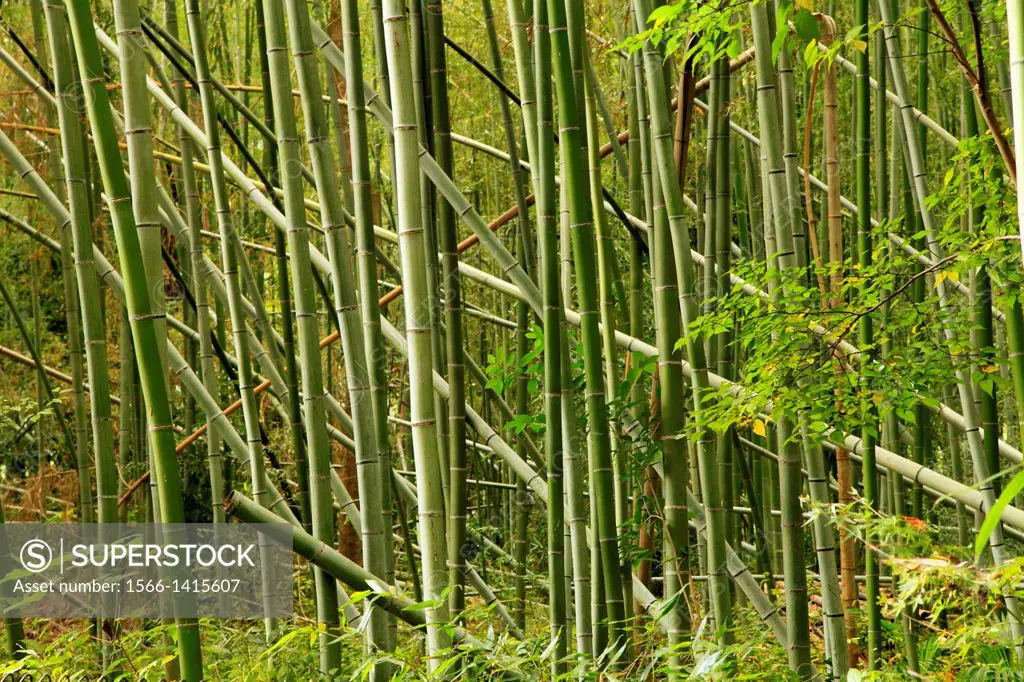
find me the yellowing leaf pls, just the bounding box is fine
[983,364,1000,374]
[796,0,814,9]
[934,270,960,288]
[752,419,767,437]
[850,39,867,53]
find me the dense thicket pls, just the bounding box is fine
[0,0,1023,679]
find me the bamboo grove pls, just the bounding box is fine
[3,0,1024,677]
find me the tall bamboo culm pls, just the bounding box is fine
[379,0,452,667]
[258,0,341,670]
[182,0,278,642]
[61,0,204,675]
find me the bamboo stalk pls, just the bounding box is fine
[256,0,340,669]
[182,0,277,641]
[379,0,451,665]
[549,0,626,659]
[62,0,203,674]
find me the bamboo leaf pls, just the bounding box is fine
[792,10,819,40]
[976,468,1024,561]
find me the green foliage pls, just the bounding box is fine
[615,0,743,64]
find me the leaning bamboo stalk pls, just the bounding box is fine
[62,0,203,675]
[223,491,522,676]
[877,0,1024,660]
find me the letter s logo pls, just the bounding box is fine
[20,539,52,573]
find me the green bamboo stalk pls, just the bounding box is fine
[422,0,469,625]
[61,0,203,675]
[276,0,390,664]
[106,9,179,666]
[379,0,451,666]
[337,0,396,654]
[529,0,591,657]
[160,2,196,474]
[412,0,450,504]
[256,0,341,671]
[162,0,223,530]
[31,264,42,483]
[111,0,167,382]
[533,1,567,666]
[505,0,539,188]
[625,14,656,618]
[710,52,737,557]
[248,0,308,533]
[27,0,64,206]
[747,5,810,674]
[583,46,633,638]
[0,492,25,659]
[182,0,278,642]
[878,0,1024,661]
[25,0,81,520]
[633,0,732,656]
[36,3,113,533]
[28,7,89,527]
[854,0,883,670]
[910,2,930,522]
[1009,0,1024,265]
[960,16,1003,506]
[548,0,626,659]
[771,1,807,274]
[650,101,693,675]
[118,304,133,523]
